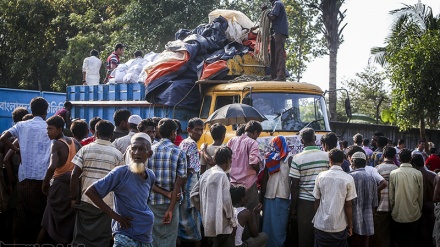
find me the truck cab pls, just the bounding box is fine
[198,80,330,155]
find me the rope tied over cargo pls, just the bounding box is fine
[256,9,271,67]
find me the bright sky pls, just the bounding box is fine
[302,0,440,91]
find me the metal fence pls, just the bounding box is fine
[330,121,440,150]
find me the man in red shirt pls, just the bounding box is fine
[104,43,125,83]
[426,148,440,172]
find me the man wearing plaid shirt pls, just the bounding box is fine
[147,118,187,246]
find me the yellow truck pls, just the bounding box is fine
[197,80,335,155]
[68,80,346,156]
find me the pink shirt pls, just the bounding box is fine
[227,134,262,189]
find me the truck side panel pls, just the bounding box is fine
[67,84,199,132]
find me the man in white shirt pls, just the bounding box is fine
[313,148,357,246]
[82,49,102,85]
[0,97,51,244]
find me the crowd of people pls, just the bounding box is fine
[1,96,440,247]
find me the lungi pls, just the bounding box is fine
[178,172,202,241]
[150,203,179,247]
[314,228,348,247]
[16,179,46,244]
[41,172,76,244]
[71,201,112,247]
[262,197,290,247]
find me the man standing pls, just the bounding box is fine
[348,152,378,247]
[432,170,440,246]
[70,120,124,247]
[105,43,125,83]
[371,136,388,167]
[289,128,329,247]
[266,0,288,81]
[412,154,436,247]
[82,49,102,85]
[313,149,357,246]
[389,149,423,247]
[81,116,102,146]
[112,114,142,153]
[362,139,373,166]
[191,147,236,247]
[178,118,204,246]
[321,132,350,172]
[138,118,157,144]
[0,97,51,244]
[227,121,263,234]
[412,140,429,163]
[147,118,187,246]
[37,115,80,244]
[55,101,72,129]
[112,109,131,141]
[372,146,398,247]
[426,148,440,172]
[85,134,156,246]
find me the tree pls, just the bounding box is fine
[310,0,347,120]
[284,0,327,82]
[337,66,390,123]
[388,31,440,140]
[0,0,65,91]
[370,3,440,140]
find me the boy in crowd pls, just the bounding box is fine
[200,123,226,174]
[231,186,267,247]
[191,147,236,247]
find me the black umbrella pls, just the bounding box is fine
[205,103,267,126]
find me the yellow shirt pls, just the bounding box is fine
[389,163,423,223]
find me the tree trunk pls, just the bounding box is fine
[329,46,338,120]
[420,115,428,152]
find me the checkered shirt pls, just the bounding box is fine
[147,138,187,205]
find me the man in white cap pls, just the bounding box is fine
[348,151,378,247]
[112,114,142,154]
[85,133,156,246]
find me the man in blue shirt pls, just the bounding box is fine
[267,0,288,81]
[85,134,156,246]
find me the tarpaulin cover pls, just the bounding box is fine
[144,15,252,109]
[200,60,229,80]
[208,9,255,29]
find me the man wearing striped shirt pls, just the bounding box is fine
[70,120,124,247]
[372,146,398,247]
[289,128,329,247]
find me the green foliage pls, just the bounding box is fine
[337,66,390,123]
[372,3,440,132]
[387,31,440,131]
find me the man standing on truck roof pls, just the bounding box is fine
[104,43,125,84]
[263,0,288,81]
[82,49,102,86]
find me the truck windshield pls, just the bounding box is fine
[249,93,330,132]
